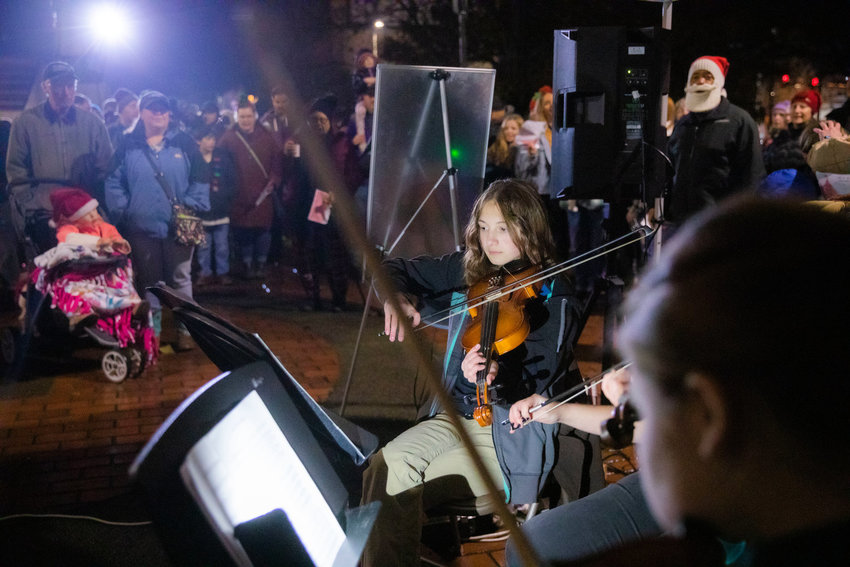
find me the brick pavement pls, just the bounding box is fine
[0,271,347,515]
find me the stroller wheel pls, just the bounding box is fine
[101,350,129,383]
[124,347,144,378]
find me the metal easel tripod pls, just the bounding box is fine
[338,69,464,416]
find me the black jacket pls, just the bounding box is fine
[667,98,764,222]
[383,251,582,504]
[197,149,237,221]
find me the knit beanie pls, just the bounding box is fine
[113,88,138,113]
[791,90,821,116]
[772,100,791,115]
[50,188,98,226]
[684,56,729,112]
[309,93,338,120]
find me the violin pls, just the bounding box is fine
[461,264,541,426]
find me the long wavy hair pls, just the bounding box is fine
[462,179,556,285]
[486,114,524,169]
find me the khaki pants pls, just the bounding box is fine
[361,412,503,566]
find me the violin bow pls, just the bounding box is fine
[415,226,655,332]
[502,360,633,429]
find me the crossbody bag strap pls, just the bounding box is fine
[234,130,269,179]
[143,146,177,203]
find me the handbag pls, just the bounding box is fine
[171,202,206,246]
[143,148,206,246]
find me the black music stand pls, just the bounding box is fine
[147,285,378,479]
[130,360,379,567]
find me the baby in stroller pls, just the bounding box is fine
[25,188,157,380]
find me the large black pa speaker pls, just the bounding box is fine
[551,27,671,202]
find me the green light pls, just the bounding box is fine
[451,148,462,160]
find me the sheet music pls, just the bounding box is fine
[180,390,345,567]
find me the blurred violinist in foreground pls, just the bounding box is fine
[509,197,850,566]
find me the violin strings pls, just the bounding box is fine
[479,300,498,397]
[417,226,655,331]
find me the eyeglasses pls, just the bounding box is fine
[309,115,330,125]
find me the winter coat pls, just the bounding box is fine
[105,126,209,239]
[667,97,764,222]
[286,129,355,230]
[6,102,113,212]
[808,136,850,174]
[197,148,237,222]
[217,126,283,229]
[514,124,554,198]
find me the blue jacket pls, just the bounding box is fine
[105,126,209,238]
[384,251,581,504]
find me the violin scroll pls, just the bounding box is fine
[473,404,493,427]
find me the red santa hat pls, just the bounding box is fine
[50,188,98,226]
[684,56,729,112]
[687,56,729,91]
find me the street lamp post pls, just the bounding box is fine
[372,19,384,59]
[453,0,468,66]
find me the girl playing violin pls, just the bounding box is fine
[361,179,585,566]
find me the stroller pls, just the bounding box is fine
[8,179,156,382]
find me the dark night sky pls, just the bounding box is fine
[1,1,846,114]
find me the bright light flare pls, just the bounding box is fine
[89,4,132,45]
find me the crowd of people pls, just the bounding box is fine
[482,55,850,293]
[2,52,380,350]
